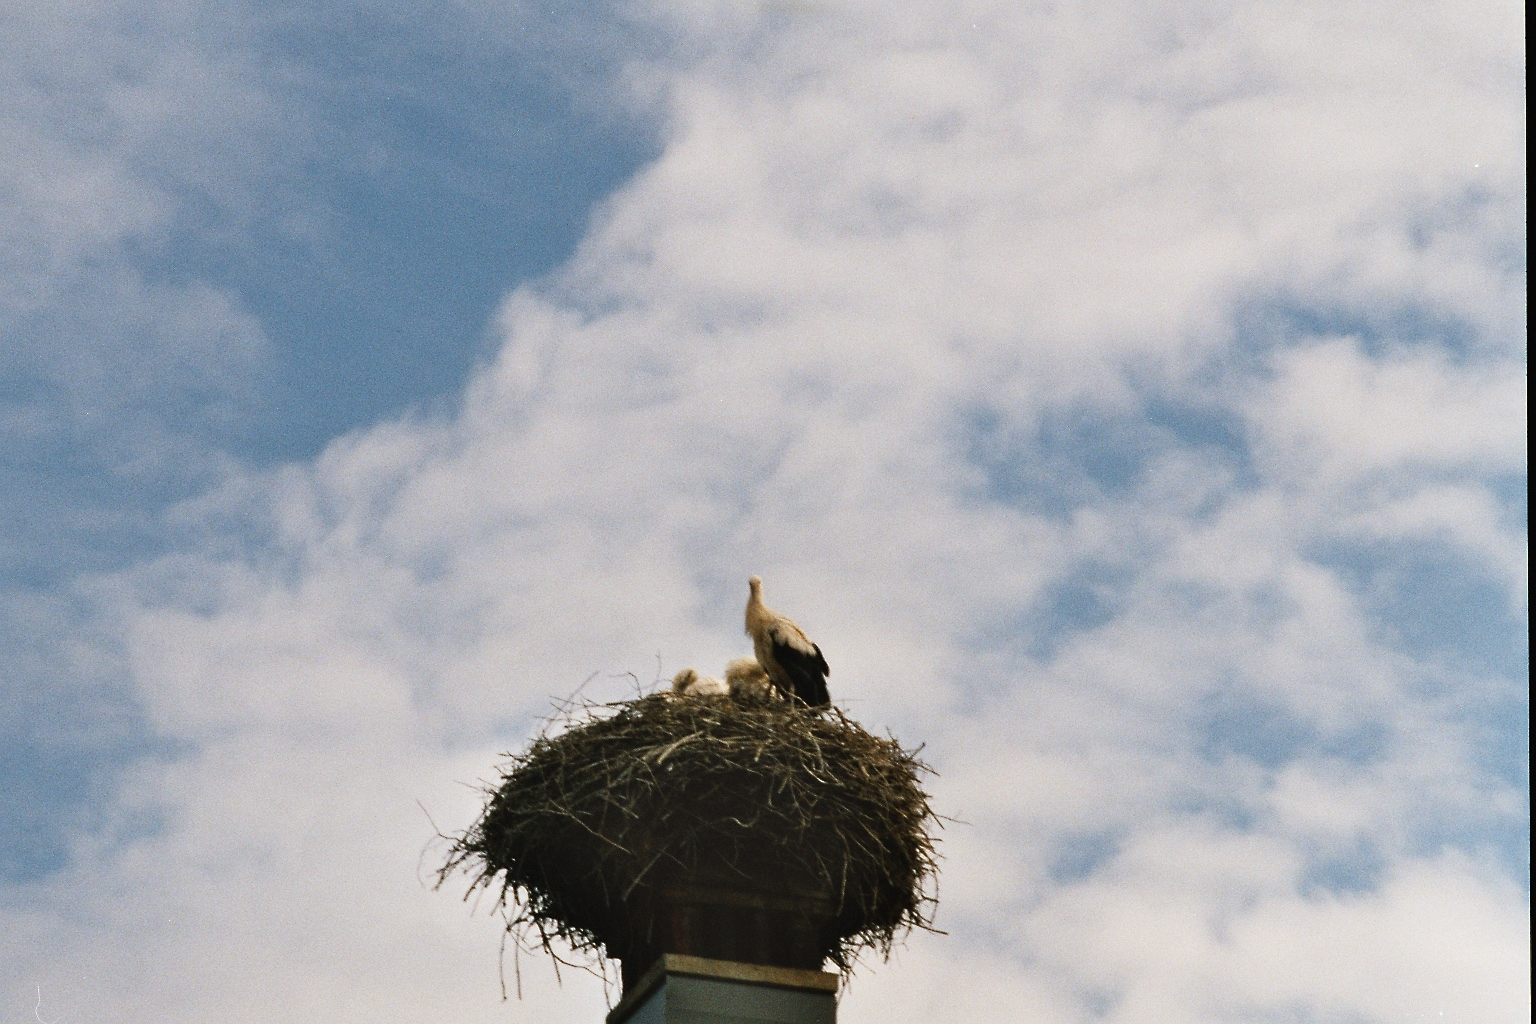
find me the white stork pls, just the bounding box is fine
[744,576,830,707]
[670,668,728,698]
[724,656,778,699]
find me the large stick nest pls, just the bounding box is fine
[439,692,941,974]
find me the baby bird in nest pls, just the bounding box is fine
[670,667,729,698]
[724,656,779,699]
[669,658,779,701]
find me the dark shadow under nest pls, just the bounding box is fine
[438,691,941,983]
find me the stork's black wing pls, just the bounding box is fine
[770,633,830,707]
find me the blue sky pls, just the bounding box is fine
[1,1,1527,1022]
[2,0,654,886]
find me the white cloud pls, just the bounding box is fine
[2,0,1526,1021]
[1251,338,1526,482]
[1219,855,1530,1024]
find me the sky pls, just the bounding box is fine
[0,0,1526,1021]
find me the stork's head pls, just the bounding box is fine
[748,575,763,596]
[671,668,698,693]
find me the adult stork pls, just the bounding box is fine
[744,576,830,707]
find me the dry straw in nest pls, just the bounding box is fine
[438,691,941,975]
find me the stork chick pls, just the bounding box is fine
[724,656,778,699]
[744,576,830,707]
[671,668,729,698]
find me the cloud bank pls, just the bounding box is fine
[2,0,1526,1022]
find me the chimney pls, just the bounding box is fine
[607,955,836,1024]
[607,871,839,1022]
